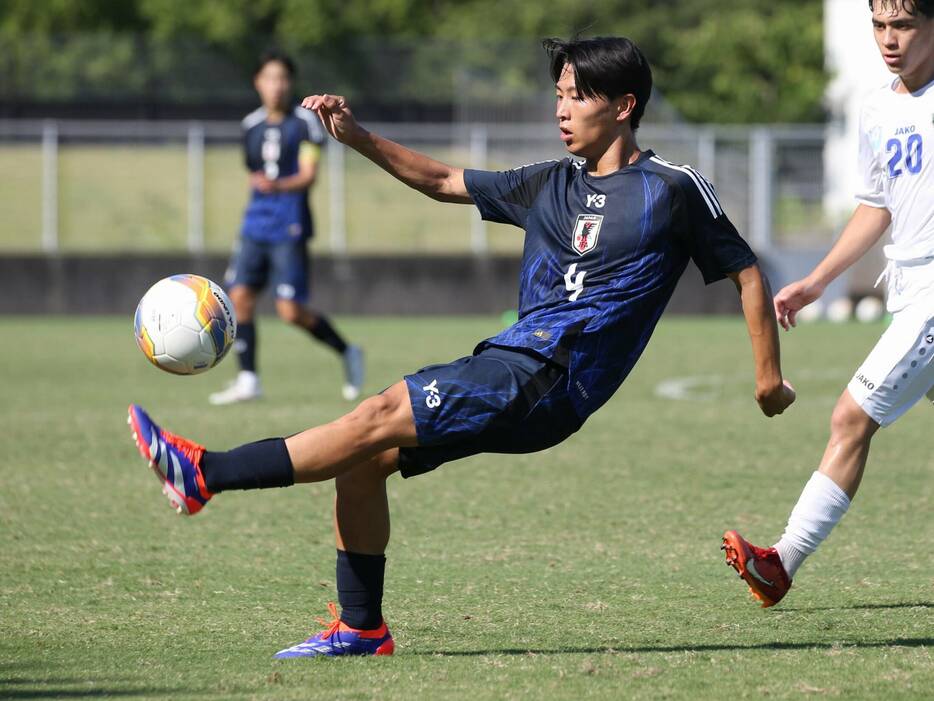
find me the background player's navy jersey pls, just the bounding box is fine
[464,151,757,419]
[240,106,325,243]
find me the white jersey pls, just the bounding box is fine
[855,76,934,262]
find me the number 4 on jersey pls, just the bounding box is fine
[564,263,586,301]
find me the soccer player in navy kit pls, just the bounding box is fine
[128,37,796,657]
[210,50,365,405]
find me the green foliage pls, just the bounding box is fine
[649,1,827,122]
[0,0,830,122]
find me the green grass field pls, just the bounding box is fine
[1,316,932,700]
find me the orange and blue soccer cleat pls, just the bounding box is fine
[127,404,213,516]
[274,603,395,658]
[722,530,792,608]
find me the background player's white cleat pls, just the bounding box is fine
[341,345,365,401]
[209,371,263,405]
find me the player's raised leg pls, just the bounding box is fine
[274,451,397,658]
[128,381,415,515]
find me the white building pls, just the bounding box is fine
[824,0,892,221]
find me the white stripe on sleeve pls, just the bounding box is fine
[650,155,723,218]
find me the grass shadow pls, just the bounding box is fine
[780,601,934,613]
[0,686,185,699]
[0,675,224,700]
[419,637,934,657]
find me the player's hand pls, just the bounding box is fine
[301,94,363,145]
[756,379,796,417]
[249,172,277,193]
[774,278,823,330]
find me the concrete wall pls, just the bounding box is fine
[0,254,745,316]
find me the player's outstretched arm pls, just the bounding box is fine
[301,94,471,204]
[730,263,796,417]
[774,204,891,330]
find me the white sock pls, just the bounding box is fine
[773,471,851,579]
[237,370,259,386]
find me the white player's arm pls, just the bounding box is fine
[301,94,471,204]
[729,263,796,417]
[774,204,891,329]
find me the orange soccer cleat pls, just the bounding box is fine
[722,530,791,608]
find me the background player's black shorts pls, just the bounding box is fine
[398,345,584,478]
[224,236,310,302]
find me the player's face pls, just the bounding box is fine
[554,64,627,160]
[254,61,292,111]
[871,1,934,84]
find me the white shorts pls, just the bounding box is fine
[847,300,934,427]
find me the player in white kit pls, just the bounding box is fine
[722,0,934,607]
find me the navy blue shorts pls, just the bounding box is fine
[398,345,584,478]
[224,237,310,302]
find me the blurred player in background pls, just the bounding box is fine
[129,36,795,657]
[210,49,364,405]
[724,0,934,607]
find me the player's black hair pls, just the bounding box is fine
[254,48,296,77]
[868,0,934,17]
[543,36,652,130]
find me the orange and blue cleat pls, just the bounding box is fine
[274,603,395,658]
[128,404,213,516]
[722,530,791,608]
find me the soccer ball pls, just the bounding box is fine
[855,295,885,323]
[826,296,854,323]
[134,274,236,375]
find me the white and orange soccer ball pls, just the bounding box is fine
[134,274,236,375]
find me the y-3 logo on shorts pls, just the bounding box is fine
[423,379,441,409]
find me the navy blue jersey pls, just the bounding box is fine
[465,151,756,419]
[240,106,325,243]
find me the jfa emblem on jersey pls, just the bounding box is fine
[572,214,603,256]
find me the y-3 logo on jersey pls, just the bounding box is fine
[586,194,606,208]
[423,379,441,409]
[572,214,603,256]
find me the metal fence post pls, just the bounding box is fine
[697,128,716,183]
[469,124,488,254]
[749,127,774,249]
[41,120,59,253]
[328,139,347,254]
[187,122,205,253]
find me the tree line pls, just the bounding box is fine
[0,0,827,123]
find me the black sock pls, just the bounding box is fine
[336,549,386,630]
[307,316,348,355]
[200,438,293,493]
[235,321,257,373]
